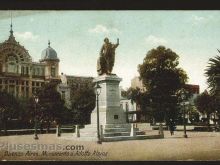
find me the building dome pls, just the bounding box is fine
[41,41,59,61]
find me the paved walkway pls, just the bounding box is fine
[0,131,220,160]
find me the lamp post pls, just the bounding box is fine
[34,95,39,140]
[181,93,188,138]
[94,83,102,144]
[214,110,216,126]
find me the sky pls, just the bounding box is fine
[0,10,220,92]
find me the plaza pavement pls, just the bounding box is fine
[0,130,220,161]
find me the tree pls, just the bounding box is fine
[126,87,142,105]
[70,84,96,124]
[205,51,220,95]
[17,98,32,122]
[138,46,188,123]
[35,81,65,132]
[205,51,220,119]
[187,105,200,124]
[121,87,153,122]
[194,90,215,125]
[175,87,196,125]
[121,88,129,99]
[0,90,21,135]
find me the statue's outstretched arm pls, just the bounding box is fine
[113,38,119,49]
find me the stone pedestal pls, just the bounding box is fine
[91,74,126,125]
[70,74,151,141]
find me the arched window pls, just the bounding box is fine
[7,55,18,73]
[51,66,56,77]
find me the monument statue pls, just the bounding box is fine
[97,37,119,76]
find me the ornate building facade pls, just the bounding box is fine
[0,24,93,106]
[0,25,60,99]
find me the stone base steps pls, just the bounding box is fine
[78,130,145,137]
[81,124,141,137]
[58,122,163,142]
[84,124,132,129]
[80,127,138,133]
[63,123,161,142]
[102,134,163,142]
[104,124,132,128]
[104,131,145,137]
[104,127,138,133]
[62,134,163,142]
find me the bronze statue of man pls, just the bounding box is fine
[97,37,119,75]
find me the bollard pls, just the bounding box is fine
[75,125,80,138]
[159,123,164,138]
[130,123,136,137]
[100,125,104,140]
[56,125,61,137]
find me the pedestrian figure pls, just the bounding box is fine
[169,119,175,136]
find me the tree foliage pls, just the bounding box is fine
[194,91,215,125]
[139,46,188,94]
[0,90,21,134]
[138,46,188,122]
[0,90,20,119]
[121,87,140,104]
[205,51,220,95]
[187,105,200,123]
[194,91,214,115]
[70,84,96,124]
[204,50,220,118]
[34,81,66,130]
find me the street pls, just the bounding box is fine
[0,131,220,160]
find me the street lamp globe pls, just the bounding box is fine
[34,96,39,104]
[94,83,101,95]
